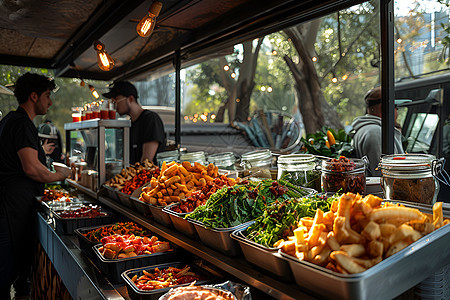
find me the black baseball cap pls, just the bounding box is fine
[102,81,138,99]
[365,86,411,107]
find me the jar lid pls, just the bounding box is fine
[321,156,366,173]
[241,149,271,162]
[156,150,179,159]
[208,152,235,162]
[380,154,436,170]
[278,154,315,164]
[180,151,206,160]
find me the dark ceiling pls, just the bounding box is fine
[0,0,362,81]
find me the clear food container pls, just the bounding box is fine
[321,156,367,194]
[379,154,444,204]
[207,152,236,170]
[156,150,180,167]
[240,149,272,179]
[180,151,207,165]
[277,154,321,191]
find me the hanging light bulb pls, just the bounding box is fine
[136,1,163,38]
[89,85,100,99]
[93,41,114,71]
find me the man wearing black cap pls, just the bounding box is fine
[103,81,166,164]
[351,86,411,176]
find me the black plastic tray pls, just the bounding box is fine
[93,244,184,284]
[75,222,155,259]
[53,207,114,235]
[122,262,214,300]
[163,203,198,239]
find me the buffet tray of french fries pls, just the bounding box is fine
[277,193,450,300]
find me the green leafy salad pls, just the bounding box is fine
[244,193,340,248]
[187,180,311,229]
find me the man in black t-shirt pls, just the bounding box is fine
[103,81,166,164]
[0,73,71,299]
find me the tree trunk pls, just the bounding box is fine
[284,20,343,134]
[215,38,263,123]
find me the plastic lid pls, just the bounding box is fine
[156,150,179,159]
[241,149,271,162]
[278,154,315,164]
[180,151,206,161]
[380,154,436,170]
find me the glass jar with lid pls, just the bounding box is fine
[180,151,207,166]
[207,152,236,170]
[240,149,272,179]
[277,154,321,191]
[321,156,367,194]
[379,154,443,204]
[156,150,180,167]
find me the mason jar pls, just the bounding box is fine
[207,152,236,170]
[240,149,272,179]
[156,150,180,167]
[379,154,442,204]
[180,151,207,166]
[277,154,321,191]
[321,156,367,194]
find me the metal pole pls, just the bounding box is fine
[174,50,181,150]
[380,0,395,155]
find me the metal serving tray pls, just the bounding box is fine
[102,184,120,202]
[188,218,250,257]
[121,261,214,300]
[231,222,293,282]
[93,244,184,284]
[129,196,152,216]
[163,203,198,239]
[116,190,137,210]
[148,204,173,228]
[278,203,450,300]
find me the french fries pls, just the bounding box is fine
[139,161,219,206]
[279,192,449,274]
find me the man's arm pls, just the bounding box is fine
[140,141,159,163]
[18,147,69,182]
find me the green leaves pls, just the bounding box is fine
[300,126,353,158]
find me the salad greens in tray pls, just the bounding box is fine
[244,193,339,248]
[187,179,310,229]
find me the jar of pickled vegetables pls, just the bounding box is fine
[321,156,367,194]
[379,154,443,204]
[277,154,321,191]
[207,152,236,170]
[180,151,207,165]
[240,149,272,179]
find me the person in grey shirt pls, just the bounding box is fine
[351,87,411,176]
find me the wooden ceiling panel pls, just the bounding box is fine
[0,28,35,56]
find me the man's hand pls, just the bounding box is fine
[42,139,56,155]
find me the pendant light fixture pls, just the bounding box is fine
[136,1,163,38]
[89,85,100,99]
[93,40,114,71]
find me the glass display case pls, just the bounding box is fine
[64,119,131,190]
